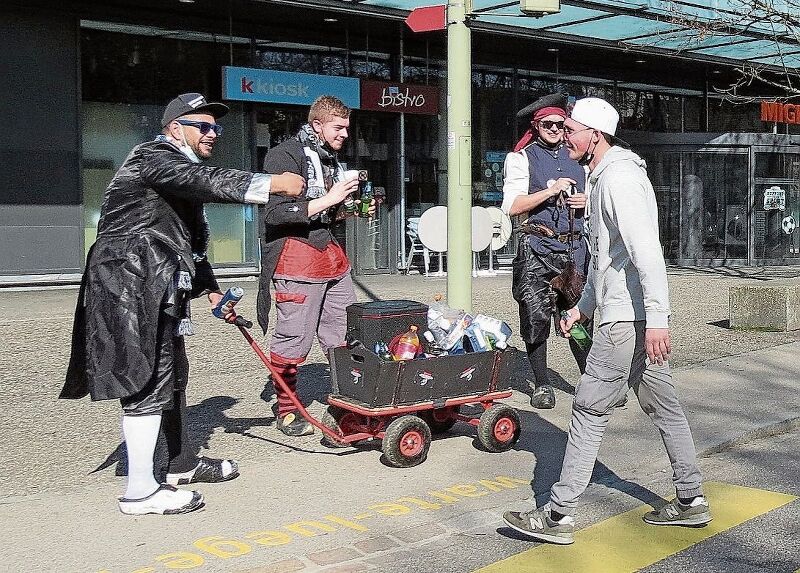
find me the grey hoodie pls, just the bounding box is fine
[576,146,670,328]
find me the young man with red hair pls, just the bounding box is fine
[257,95,373,436]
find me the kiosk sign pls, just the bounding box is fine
[763,186,786,211]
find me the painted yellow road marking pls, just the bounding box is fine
[97,476,531,572]
[476,482,797,573]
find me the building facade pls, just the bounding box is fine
[2,0,799,285]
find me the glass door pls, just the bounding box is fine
[347,114,395,274]
[753,150,800,262]
[638,147,750,263]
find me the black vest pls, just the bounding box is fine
[524,141,586,256]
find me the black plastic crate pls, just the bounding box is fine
[346,300,429,351]
[330,346,516,408]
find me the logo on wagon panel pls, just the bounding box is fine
[417,371,434,386]
[460,367,477,382]
[350,369,362,385]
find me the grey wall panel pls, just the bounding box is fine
[0,204,82,227]
[0,205,83,274]
[0,10,80,206]
[1,8,82,277]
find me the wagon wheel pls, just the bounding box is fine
[420,406,460,434]
[382,415,432,468]
[477,404,521,452]
[320,406,365,448]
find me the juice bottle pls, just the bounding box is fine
[393,326,421,360]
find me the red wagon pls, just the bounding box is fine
[233,314,521,468]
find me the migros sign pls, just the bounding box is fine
[761,101,800,124]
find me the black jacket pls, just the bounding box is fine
[257,139,345,334]
[61,139,256,401]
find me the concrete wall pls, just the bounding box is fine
[0,9,83,276]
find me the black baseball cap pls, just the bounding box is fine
[161,93,229,127]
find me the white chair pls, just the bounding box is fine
[418,206,448,277]
[471,206,494,277]
[404,217,430,275]
[484,206,513,275]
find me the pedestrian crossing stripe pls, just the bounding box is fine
[475,482,797,573]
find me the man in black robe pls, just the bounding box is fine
[61,93,304,515]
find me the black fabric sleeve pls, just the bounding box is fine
[191,258,220,298]
[262,144,312,226]
[139,147,254,204]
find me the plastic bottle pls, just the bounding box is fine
[560,311,592,351]
[374,341,393,361]
[464,323,492,352]
[472,314,512,350]
[422,330,446,356]
[393,325,421,360]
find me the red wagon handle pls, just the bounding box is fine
[235,322,360,443]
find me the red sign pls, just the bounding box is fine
[761,101,800,124]
[360,81,439,115]
[405,5,447,33]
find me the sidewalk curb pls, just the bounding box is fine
[699,416,800,458]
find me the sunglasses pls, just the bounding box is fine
[176,119,223,136]
[563,125,594,136]
[537,120,565,131]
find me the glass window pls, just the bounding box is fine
[638,148,749,260]
[754,151,800,179]
[686,151,750,259]
[754,152,800,260]
[81,26,255,265]
[637,150,681,258]
[707,98,763,132]
[617,90,684,132]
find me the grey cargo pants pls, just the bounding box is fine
[549,321,704,516]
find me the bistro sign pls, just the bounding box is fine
[760,101,800,124]
[360,80,439,115]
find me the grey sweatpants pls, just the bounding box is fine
[549,321,703,516]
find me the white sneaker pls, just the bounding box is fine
[118,484,204,515]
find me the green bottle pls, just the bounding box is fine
[359,181,374,218]
[561,311,592,351]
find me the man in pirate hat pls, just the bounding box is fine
[501,93,591,409]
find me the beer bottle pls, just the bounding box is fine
[560,311,592,351]
[358,181,374,218]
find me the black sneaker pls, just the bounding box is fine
[277,412,314,436]
[530,385,556,409]
[166,457,239,486]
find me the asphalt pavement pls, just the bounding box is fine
[0,267,798,573]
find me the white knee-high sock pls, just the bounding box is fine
[122,414,162,499]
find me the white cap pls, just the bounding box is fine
[570,97,629,147]
[570,97,619,135]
